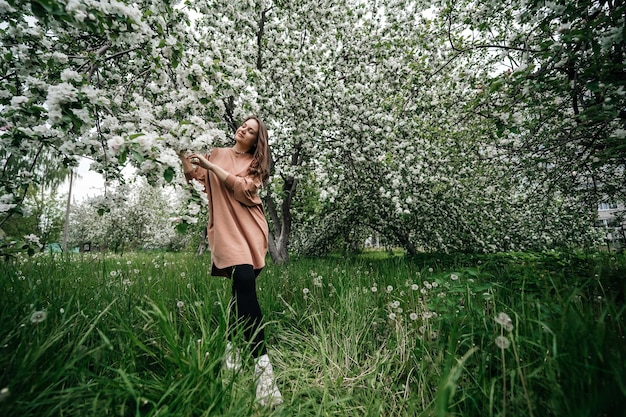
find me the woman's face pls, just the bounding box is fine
[235,119,259,151]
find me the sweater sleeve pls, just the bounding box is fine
[224,173,263,206]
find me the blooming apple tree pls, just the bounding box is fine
[2,0,619,258]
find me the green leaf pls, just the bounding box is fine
[175,222,188,234]
[30,1,48,18]
[131,150,144,163]
[163,167,175,183]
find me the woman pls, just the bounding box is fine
[180,116,282,407]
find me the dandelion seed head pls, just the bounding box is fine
[371,286,378,293]
[409,312,418,321]
[180,272,186,277]
[428,267,434,272]
[59,308,65,314]
[176,301,185,309]
[411,284,419,291]
[450,274,459,281]
[495,312,513,330]
[30,310,47,324]
[386,285,393,293]
[495,335,511,349]
[0,387,9,402]
[302,288,310,294]
[388,312,396,320]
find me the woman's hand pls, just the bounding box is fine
[187,153,213,171]
[179,151,196,174]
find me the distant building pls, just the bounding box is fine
[596,202,625,251]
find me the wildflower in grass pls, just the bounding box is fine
[388,312,396,320]
[495,335,511,349]
[186,283,192,289]
[177,301,185,309]
[122,278,132,286]
[431,281,438,288]
[429,331,438,340]
[371,286,378,293]
[59,308,65,314]
[390,300,400,309]
[495,312,514,331]
[418,325,426,334]
[424,281,432,289]
[409,312,418,321]
[109,270,117,277]
[312,274,323,287]
[450,274,459,281]
[302,288,310,295]
[133,269,140,274]
[30,310,47,324]
[0,387,9,402]
[420,288,427,294]
[428,267,433,272]
[411,284,419,291]
[386,285,393,293]
[180,271,186,277]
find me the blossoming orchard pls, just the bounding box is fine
[1,0,625,259]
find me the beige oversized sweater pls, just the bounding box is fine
[185,148,268,276]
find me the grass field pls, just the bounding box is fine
[1,250,625,416]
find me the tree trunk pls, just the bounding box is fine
[264,175,297,264]
[62,169,73,252]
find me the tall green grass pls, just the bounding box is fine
[1,250,624,416]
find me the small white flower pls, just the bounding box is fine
[388,313,396,320]
[386,285,393,293]
[450,274,459,281]
[409,312,418,321]
[176,301,185,309]
[411,284,419,291]
[302,288,310,294]
[371,286,378,293]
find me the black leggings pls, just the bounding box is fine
[225,264,266,358]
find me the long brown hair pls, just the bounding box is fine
[244,115,271,184]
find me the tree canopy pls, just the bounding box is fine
[1,0,623,258]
